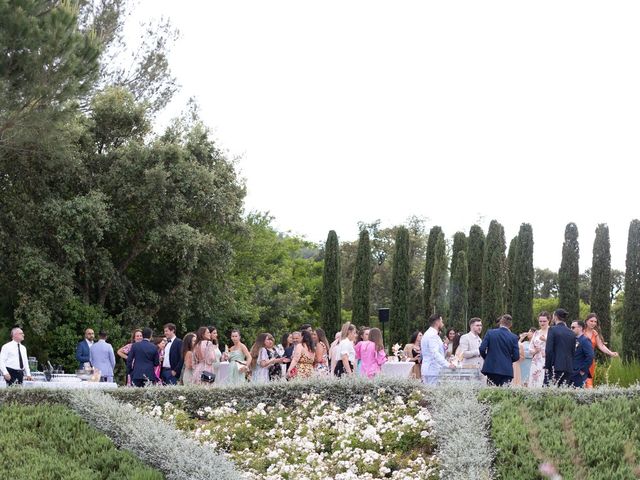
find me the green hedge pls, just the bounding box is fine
[479,388,640,479]
[0,403,162,480]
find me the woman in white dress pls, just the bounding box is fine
[528,312,551,387]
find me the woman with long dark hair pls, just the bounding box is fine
[288,330,316,379]
[180,332,197,385]
[355,327,387,378]
[403,331,423,379]
[192,326,215,385]
[313,328,331,374]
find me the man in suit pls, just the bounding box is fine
[421,313,456,385]
[90,331,116,382]
[544,308,575,386]
[160,323,183,385]
[457,317,484,370]
[479,314,520,386]
[76,328,95,368]
[126,327,159,387]
[570,320,595,388]
[284,331,301,373]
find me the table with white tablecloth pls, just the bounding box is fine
[380,361,415,378]
[0,373,117,389]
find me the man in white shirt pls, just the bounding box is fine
[421,314,456,385]
[0,327,32,386]
[160,323,182,385]
[457,317,484,370]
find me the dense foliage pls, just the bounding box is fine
[424,226,443,317]
[321,230,342,335]
[512,223,534,332]
[559,222,580,320]
[482,220,506,330]
[467,225,485,319]
[449,250,469,333]
[623,220,640,360]
[390,227,411,346]
[591,224,612,342]
[352,229,372,326]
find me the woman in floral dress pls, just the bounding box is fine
[528,311,551,387]
[288,330,315,378]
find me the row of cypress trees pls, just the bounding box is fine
[320,220,640,359]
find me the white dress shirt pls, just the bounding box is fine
[0,340,31,376]
[420,327,449,378]
[163,337,173,369]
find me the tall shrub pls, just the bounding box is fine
[351,229,371,326]
[321,230,341,336]
[482,220,506,329]
[449,232,467,308]
[505,236,518,314]
[467,225,485,318]
[623,220,640,359]
[390,227,410,346]
[430,232,448,318]
[512,223,534,333]
[559,222,580,321]
[423,226,442,317]
[591,224,612,342]
[449,250,468,333]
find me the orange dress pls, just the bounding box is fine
[296,349,315,378]
[585,330,598,389]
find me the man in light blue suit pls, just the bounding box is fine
[90,331,116,382]
[421,313,456,385]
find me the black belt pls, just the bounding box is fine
[161,367,172,370]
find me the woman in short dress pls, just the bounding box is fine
[584,313,619,388]
[313,328,331,375]
[528,312,551,387]
[227,329,252,384]
[288,330,315,379]
[355,327,387,378]
[180,332,197,385]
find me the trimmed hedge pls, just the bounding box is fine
[479,387,640,479]
[0,403,162,480]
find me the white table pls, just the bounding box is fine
[0,374,117,389]
[381,361,415,378]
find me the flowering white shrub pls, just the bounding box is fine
[141,389,439,479]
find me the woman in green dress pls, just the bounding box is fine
[227,329,252,384]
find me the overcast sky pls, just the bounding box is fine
[129,1,640,271]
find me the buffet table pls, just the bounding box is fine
[0,373,117,390]
[380,361,415,378]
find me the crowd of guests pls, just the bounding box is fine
[1,307,618,388]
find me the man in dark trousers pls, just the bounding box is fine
[570,320,595,388]
[479,314,520,386]
[544,308,576,386]
[160,323,183,385]
[126,327,160,387]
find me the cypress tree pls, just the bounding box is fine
[559,222,580,321]
[390,227,410,346]
[591,224,612,343]
[424,226,443,317]
[623,220,640,359]
[430,232,448,317]
[468,225,485,318]
[449,250,468,333]
[321,230,341,336]
[505,236,518,314]
[512,223,534,333]
[449,232,467,306]
[482,220,506,329]
[352,229,372,327]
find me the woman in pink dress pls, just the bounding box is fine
[153,337,167,383]
[192,326,216,385]
[354,327,387,378]
[528,311,551,387]
[117,329,142,386]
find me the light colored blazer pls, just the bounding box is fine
[457,332,483,369]
[90,340,116,381]
[420,327,449,378]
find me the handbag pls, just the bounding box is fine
[200,370,216,383]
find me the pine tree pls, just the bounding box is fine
[505,236,518,314]
[482,220,506,329]
[623,220,640,359]
[352,229,372,326]
[449,231,467,306]
[449,250,468,333]
[559,223,580,321]
[430,231,448,317]
[591,224,612,342]
[390,227,410,346]
[468,225,485,318]
[423,226,442,317]
[321,230,342,336]
[512,224,534,333]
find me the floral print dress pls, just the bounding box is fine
[528,329,547,387]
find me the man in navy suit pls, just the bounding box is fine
[160,323,183,385]
[76,328,94,368]
[126,327,160,387]
[479,314,520,386]
[570,320,595,388]
[544,308,576,386]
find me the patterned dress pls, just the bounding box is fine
[528,329,547,387]
[296,348,315,378]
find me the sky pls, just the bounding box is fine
[128,1,640,271]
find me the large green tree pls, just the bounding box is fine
[352,229,372,326]
[512,224,534,333]
[467,225,485,318]
[505,236,518,314]
[321,230,342,336]
[424,226,443,317]
[482,220,506,329]
[449,232,467,307]
[430,231,448,318]
[591,224,612,342]
[390,227,410,346]
[449,250,468,333]
[559,222,580,320]
[623,220,640,359]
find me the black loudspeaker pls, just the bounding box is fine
[378,308,390,323]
